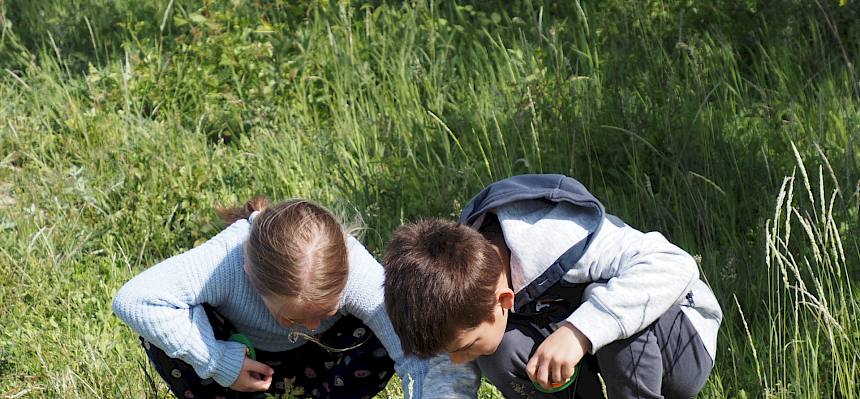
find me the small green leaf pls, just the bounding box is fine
[189,13,208,25]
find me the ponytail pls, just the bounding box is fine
[215,196,270,224]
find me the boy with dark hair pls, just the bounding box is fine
[383,174,722,398]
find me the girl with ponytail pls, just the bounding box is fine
[113,197,475,398]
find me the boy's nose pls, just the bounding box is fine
[449,352,472,365]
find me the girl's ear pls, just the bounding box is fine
[243,262,250,275]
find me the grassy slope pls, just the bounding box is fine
[1,1,858,397]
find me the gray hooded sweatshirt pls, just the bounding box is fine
[460,174,722,360]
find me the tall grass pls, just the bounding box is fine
[750,145,859,398]
[1,1,858,398]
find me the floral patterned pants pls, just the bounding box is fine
[140,305,395,399]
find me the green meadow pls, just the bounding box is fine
[1,1,858,397]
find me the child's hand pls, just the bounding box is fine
[229,358,274,392]
[525,322,591,391]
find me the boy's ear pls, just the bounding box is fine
[498,289,514,310]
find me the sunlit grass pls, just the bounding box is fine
[1,1,858,398]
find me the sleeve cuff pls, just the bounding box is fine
[396,357,429,399]
[566,299,625,353]
[421,357,482,399]
[210,341,248,387]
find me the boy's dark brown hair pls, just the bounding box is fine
[382,218,502,357]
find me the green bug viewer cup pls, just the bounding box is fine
[532,364,579,393]
[228,333,256,360]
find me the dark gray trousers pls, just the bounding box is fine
[477,305,713,399]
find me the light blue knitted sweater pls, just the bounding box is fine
[112,215,440,396]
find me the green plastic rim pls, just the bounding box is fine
[532,364,579,393]
[228,333,256,360]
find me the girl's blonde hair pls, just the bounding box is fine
[216,197,349,304]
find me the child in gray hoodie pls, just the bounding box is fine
[383,174,722,398]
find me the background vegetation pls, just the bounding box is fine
[1,0,858,397]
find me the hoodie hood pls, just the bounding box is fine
[460,174,604,311]
[493,200,601,294]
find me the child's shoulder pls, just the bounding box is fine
[195,218,251,254]
[343,236,385,292]
[345,236,381,269]
[162,219,250,281]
